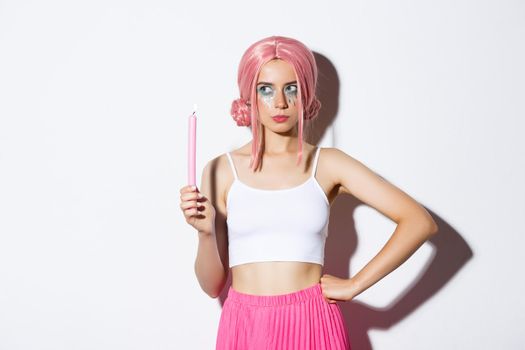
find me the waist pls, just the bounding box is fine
[227,282,322,306]
[231,261,322,295]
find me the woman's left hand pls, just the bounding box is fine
[319,274,355,303]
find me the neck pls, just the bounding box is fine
[260,125,300,155]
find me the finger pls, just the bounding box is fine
[184,208,198,218]
[181,200,201,210]
[181,192,204,201]
[180,186,191,194]
[184,206,202,218]
[181,185,198,194]
[180,201,197,210]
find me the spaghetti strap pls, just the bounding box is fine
[311,147,321,178]
[225,152,238,180]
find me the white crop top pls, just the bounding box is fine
[225,147,330,268]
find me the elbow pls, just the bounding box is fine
[207,284,225,299]
[425,218,439,236]
[208,292,220,299]
[401,213,439,236]
[203,276,228,299]
[417,207,439,236]
[197,285,223,299]
[430,221,439,235]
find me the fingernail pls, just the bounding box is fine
[198,193,203,198]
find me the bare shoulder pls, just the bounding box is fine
[319,147,378,197]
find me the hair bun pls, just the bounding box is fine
[230,98,251,126]
[304,98,321,121]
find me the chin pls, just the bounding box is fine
[276,125,299,134]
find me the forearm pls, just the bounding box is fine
[194,230,227,298]
[347,218,438,299]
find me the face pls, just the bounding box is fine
[255,59,299,133]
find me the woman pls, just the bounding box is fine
[180,36,438,349]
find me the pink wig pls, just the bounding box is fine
[230,36,321,171]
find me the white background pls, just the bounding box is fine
[1,0,523,349]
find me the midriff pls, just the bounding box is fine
[231,261,323,295]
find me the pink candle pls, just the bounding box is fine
[187,104,197,187]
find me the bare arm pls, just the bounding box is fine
[327,148,439,300]
[194,157,230,298]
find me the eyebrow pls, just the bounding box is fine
[257,81,297,86]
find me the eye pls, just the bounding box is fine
[285,85,298,94]
[257,85,274,96]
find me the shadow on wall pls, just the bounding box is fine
[215,52,472,350]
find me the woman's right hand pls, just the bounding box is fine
[180,185,216,235]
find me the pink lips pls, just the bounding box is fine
[272,115,289,123]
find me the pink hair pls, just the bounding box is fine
[230,36,321,171]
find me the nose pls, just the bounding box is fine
[274,89,288,109]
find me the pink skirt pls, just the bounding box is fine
[216,282,351,349]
